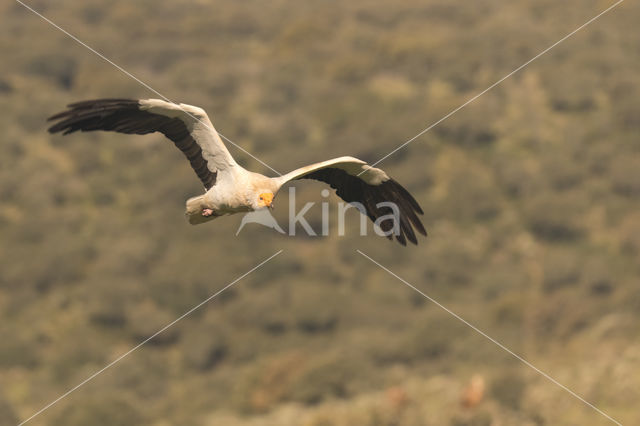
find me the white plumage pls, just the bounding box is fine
[48,98,426,245]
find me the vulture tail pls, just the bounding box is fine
[185,195,218,225]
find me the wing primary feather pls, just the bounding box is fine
[48,99,218,190]
[294,167,426,245]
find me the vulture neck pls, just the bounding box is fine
[244,169,282,194]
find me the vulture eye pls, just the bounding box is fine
[259,196,263,200]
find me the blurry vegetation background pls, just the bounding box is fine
[0,0,639,424]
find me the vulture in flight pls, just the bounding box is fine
[48,99,426,245]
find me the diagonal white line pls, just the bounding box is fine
[357,250,622,426]
[17,250,284,426]
[15,0,282,176]
[360,0,625,175]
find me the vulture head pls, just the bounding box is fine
[256,192,275,210]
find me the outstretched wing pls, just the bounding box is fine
[47,98,237,190]
[278,156,426,246]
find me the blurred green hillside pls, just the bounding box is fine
[1,0,639,424]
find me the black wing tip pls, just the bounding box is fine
[47,119,72,134]
[382,178,427,245]
[389,234,423,247]
[388,178,425,215]
[289,167,428,247]
[414,220,428,237]
[66,98,140,108]
[393,229,426,246]
[48,98,141,117]
[47,98,143,134]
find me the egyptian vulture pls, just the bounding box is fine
[48,99,426,245]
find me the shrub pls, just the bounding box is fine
[182,327,228,371]
[610,157,640,197]
[286,353,362,405]
[25,55,77,90]
[0,393,18,426]
[542,249,581,292]
[52,395,146,426]
[491,371,526,410]
[127,301,179,345]
[525,194,585,242]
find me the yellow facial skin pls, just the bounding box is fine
[259,192,274,209]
